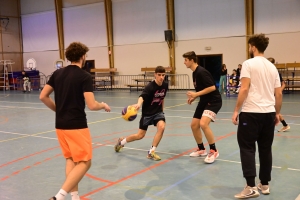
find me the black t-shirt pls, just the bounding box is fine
[193,66,221,103]
[47,65,94,129]
[220,69,227,76]
[21,73,30,81]
[140,80,168,116]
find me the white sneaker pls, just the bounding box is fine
[257,183,270,195]
[189,149,207,157]
[278,125,290,132]
[204,149,219,163]
[235,186,259,199]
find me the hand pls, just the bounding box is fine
[232,111,239,125]
[274,114,280,126]
[187,97,195,105]
[131,104,140,111]
[101,102,111,112]
[187,91,197,99]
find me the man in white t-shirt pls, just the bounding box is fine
[232,34,282,199]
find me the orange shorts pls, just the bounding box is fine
[56,128,92,162]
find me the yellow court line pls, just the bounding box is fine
[164,103,187,109]
[0,116,121,143]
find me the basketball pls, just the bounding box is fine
[122,106,137,121]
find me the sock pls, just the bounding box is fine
[70,191,80,200]
[281,120,288,127]
[197,143,205,150]
[245,177,256,187]
[261,181,268,185]
[55,189,67,200]
[149,146,156,154]
[120,138,127,146]
[209,143,217,151]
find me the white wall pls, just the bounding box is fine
[23,51,60,76]
[114,42,169,75]
[19,0,300,79]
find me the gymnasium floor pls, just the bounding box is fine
[0,90,299,200]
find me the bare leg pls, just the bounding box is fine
[279,113,284,121]
[61,160,91,193]
[126,129,147,142]
[191,118,203,144]
[65,158,78,193]
[152,120,165,147]
[200,116,214,144]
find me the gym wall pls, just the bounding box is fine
[4,0,300,78]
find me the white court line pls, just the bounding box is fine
[0,130,297,172]
[0,130,57,140]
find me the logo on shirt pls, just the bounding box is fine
[151,89,165,105]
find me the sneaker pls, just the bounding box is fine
[278,125,290,132]
[23,90,26,93]
[235,186,259,199]
[204,149,219,164]
[189,149,207,157]
[257,183,270,195]
[114,137,124,152]
[147,151,161,161]
[49,197,57,200]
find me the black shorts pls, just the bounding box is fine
[193,100,222,121]
[139,112,165,130]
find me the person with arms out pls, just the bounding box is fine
[267,57,290,132]
[183,51,222,164]
[40,42,111,200]
[232,34,282,199]
[21,70,31,92]
[115,66,168,161]
[218,64,227,94]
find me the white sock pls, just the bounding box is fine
[70,191,80,200]
[149,146,156,154]
[55,189,67,200]
[120,138,127,145]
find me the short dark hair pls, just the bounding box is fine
[248,34,269,53]
[65,42,89,62]
[182,51,197,63]
[267,57,275,64]
[155,66,166,73]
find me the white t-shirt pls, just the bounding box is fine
[241,56,281,113]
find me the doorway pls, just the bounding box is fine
[197,54,222,87]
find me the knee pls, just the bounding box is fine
[136,133,145,140]
[190,122,199,130]
[199,121,208,130]
[156,122,165,132]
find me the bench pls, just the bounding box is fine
[127,84,145,91]
[126,67,172,91]
[90,68,117,90]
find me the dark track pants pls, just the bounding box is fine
[237,112,275,182]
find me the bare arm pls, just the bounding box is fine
[84,92,110,112]
[39,84,56,112]
[280,81,285,91]
[132,96,144,110]
[232,77,250,125]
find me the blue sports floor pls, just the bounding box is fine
[0,90,299,200]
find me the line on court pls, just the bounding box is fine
[80,132,236,199]
[145,150,239,200]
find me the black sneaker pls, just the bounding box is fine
[23,90,26,93]
[49,197,57,200]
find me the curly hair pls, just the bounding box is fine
[267,57,275,64]
[248,34,269,53]
[65,42,89,62]
[182,51,197,63]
